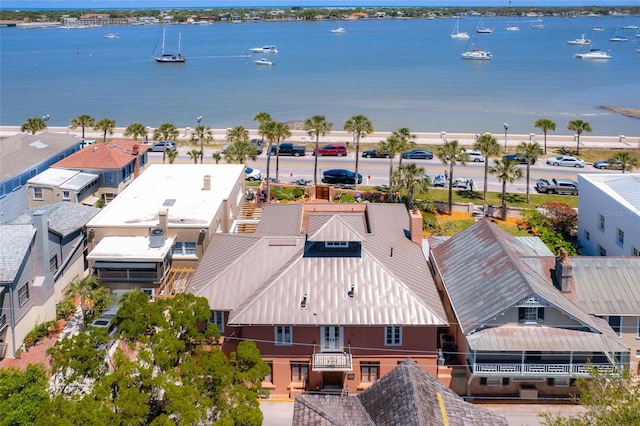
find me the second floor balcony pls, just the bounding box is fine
[312,349,352,372]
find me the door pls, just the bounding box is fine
[321,326,343,352]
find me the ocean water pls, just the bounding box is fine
[1,16,639,136]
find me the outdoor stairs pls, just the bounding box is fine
[236,203,262,233]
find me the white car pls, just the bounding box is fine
[546,156,585,168]
[459,149,485,163]
[245,167,261,181]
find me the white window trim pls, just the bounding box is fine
[325,241,349,248]
[18,283,29,307]
[62,190,71,201]
[385,326,402,346]
[32,187,43,200]
[636,317,640,339]
[275,325,293,346]
[210,311,224,333]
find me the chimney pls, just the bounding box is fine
[203,175,211,191]
[132,144,139,155]
[158,207,168,232]
[409,207,423,245]
[555,247,573,293]
[32,209,51,278]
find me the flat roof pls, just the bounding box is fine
[27,168,99,190]
[87,235,175,262]
[87,164,244,228]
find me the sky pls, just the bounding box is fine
[2,1,640,10]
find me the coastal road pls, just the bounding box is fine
[148,150,622,194]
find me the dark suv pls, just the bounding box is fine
[503,153,535,164]
[322,169,362,185]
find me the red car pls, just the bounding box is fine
[314,144,347,157]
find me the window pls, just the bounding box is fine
[518,306,545,324]
[141,288,155,299]
[598,244,607,256]
[62,190,70,201]
[637,317,640,339]
[290,362,308,382]
[32,187,43,200]
[607,316,622,337]
[325,241,349,249]
[18,283,30,307]
[617,228,624,246]
[172,242,197,257]
[103,171,114,184]
[264,361,273,384]
[585,230,590,241]
[361,362,379,383]
[0,313,6,331]
[275,326,292,346]
[49,255,58,273]
[633,247,640,257]
[385,326,402,346]
[598,214,605,231]
[210,311,224,333]
[637,350,640,359]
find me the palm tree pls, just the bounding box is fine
[94,118,116,143]
[226,125,250,145]
[70,114,95,140]
[224,127,258,164]
[393,162,430,208]
[153,123,179,164]
[378,135,406,201]
[253,112,272,145]
[191,124,213,164]
[473,133,501,202]
[567,120,592,156]
[263,121,291,201]
[435,140,466,215]
[534,118,556,155]
[391,127,417,169]
[304,115,333,186]
[167,150,179,164]
[489,158,523,221]
[20,117,47,135]
[343,115,374,190]
[187,149,202,164]
[66,275,112,326]
[517,141,541,203]
[212,152,222,164]
[610,151,639,174]
[124,122,147,141]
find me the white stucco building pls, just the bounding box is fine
[577,174,640,257]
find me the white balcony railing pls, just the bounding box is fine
[474,362,618,377]
[312,352,352,372]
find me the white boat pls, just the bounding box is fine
[609,35,628,42]
[104,33,119,39]
[574,49,612,59]
[154,28,185,63]
[592,26,605,32]
[504,25,520,31]
[254,58,274,66]
[475,19,494,34]
[530,19,545,29]
[622,24,638,29]
[250,45,278,54]
[567,34,591,45]
[461,49,493,60]
[331,21,346,33]
[450,17,470,39]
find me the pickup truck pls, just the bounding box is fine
[535,178,579,195]
[269,143,306,157]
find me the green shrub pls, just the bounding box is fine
[339,193,356,203]
[271,187,303,201]
[56,297,76,320]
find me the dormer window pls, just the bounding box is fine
[518,296,546,325]
[324,241,349,249]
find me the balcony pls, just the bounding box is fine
[312,351,352,372]
[473,362,619,377]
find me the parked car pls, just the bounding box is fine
[314,144,347,157]
[245,167,261,181]
[593,159,622,170]
[151,141,177,152]
[269,143,306,157]
[432,174,447,187]
[503,153,536,165]
[546,156,585,168]
[322,169,362,185]
[401,149,434,160]
[459,149,485,163]
[535,178,579,195]
[362,148,390,158]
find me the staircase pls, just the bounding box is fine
[235,203,262,233]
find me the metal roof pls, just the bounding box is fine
[255,203,303,235]
[307,214,365,242]
[0,224,35,282]
[579,174,640,214]
[27,168,98,189]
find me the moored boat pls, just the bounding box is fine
[154,27,185,63]
[254,58,274,66]
[574,49,612,59]
[461,49,492,60]
[450,17,470,39]
[250,45,278,54]
[567,34,591,45]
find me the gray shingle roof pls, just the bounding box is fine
[12,202,100,237]
[293,359,508,426]
[0,224,35,282]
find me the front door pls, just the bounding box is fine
[321,326,343,352]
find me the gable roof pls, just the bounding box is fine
[579,174,640,213]
[293,359,508,426]
[26,168,99,190]
[430,219,607,335]
[12,202,100,238]
[0,224,35,282]
[307,214,365,242]
[53,140,149,170]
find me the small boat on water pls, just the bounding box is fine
[574,49,612,59]
[450,17,470,39]
[154,27,185,63]
[461,49,493,60]
[104,33,119,39]
[530,19,545,29]
[331,21,346,33]
[504,25,520,31]
[475,18,494,33]
[622,24,638,29]
[250,45,278,54]
[567,34,591,45]
[592,26,605,32]
[609,34,628,42]
[254,58,274,66]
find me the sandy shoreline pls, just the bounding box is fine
[1,125,638,149]
[601,106,640,120]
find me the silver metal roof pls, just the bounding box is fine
[0,224,35,282]
[255,203,303,235]
[307,214,365,242]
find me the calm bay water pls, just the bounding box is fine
[1,16,639,136]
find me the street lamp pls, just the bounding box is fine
[43,114,50,132]
[197,115,203,164]
[503,123,509,151]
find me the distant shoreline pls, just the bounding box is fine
[601,106,640,120]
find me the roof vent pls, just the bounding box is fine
[149,228,165,248]
[203,175,211,190]
[93,147,98,152]
[300,293,308,309]
[348,284,355,299]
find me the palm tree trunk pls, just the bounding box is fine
[501,181,507,221]
[275,143,281,183]
[483,162,489,202]
[266,143,273,202]
[388,158,394,202]
[200,133,204,164]
[82,126,86,140]
[354,137,360,190]
[448,164,454,215]
[163,147,167,164]
[576,134,580,155]
[526,164,531,203]
[313,135,319,186]
[543,131,547,154]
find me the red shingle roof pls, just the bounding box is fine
[53,140,149,170]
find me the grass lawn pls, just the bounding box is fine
[428,211,531,237]
[415,188,578,209]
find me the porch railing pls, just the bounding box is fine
[473,362,619,377]
[312,346,352,372]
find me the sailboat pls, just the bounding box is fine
[609,24,628,42]
[461,35,492,60]
[475,18,494,34]
[450,17,470,39]
[330,20,346,34]
[154,27,185,63]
